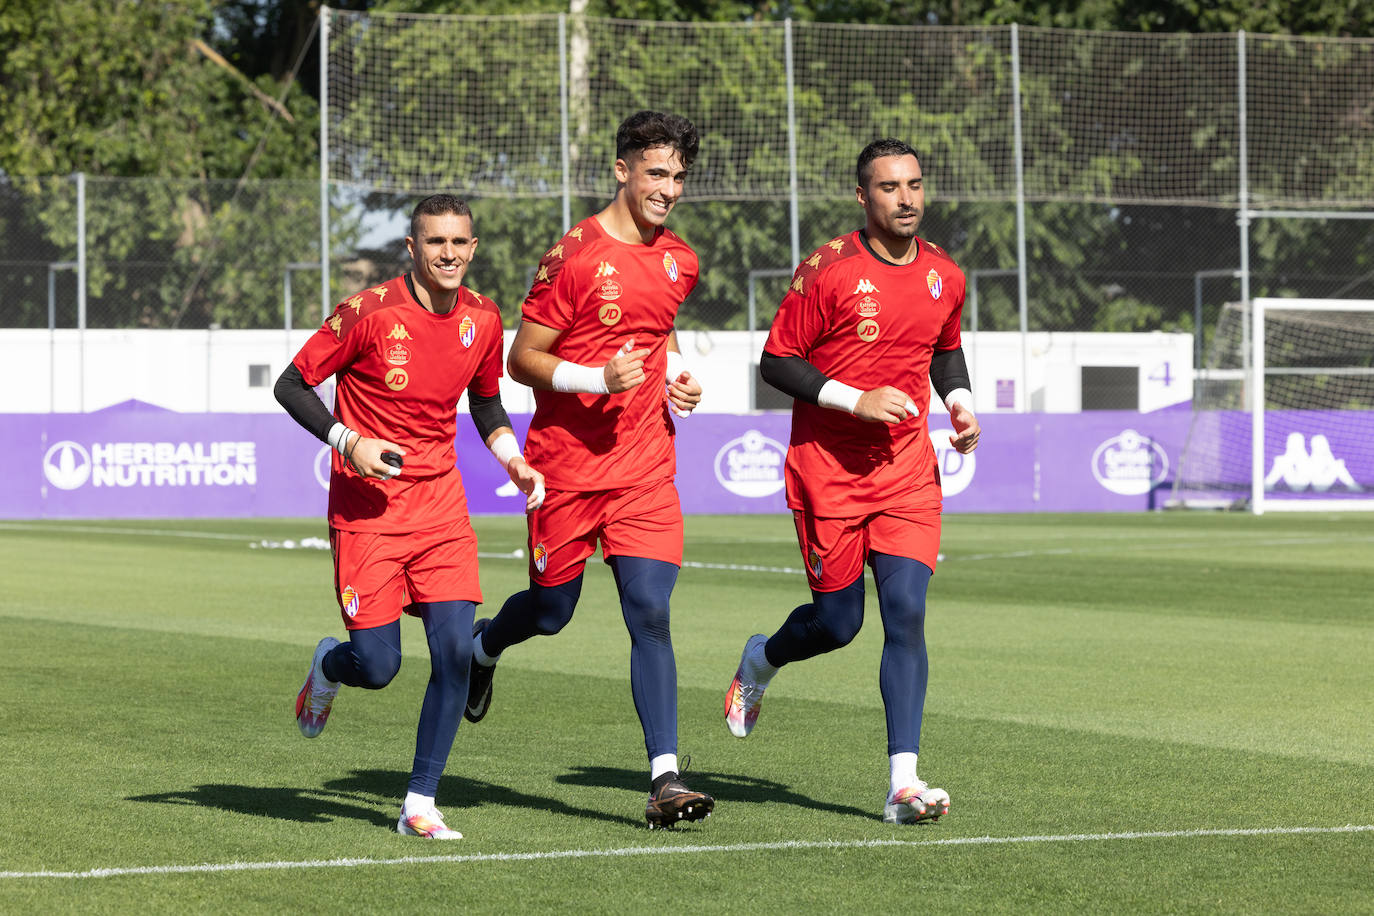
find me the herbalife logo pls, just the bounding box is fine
[41,439,257,490]
[851,278,878,294]
[44,441,92,490]
[1264,433,1361,492]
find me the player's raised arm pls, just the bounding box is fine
[468,387,545,511]
[665,330,701,417]
[274,362,404,479]
[507,320,650,394]
[758,351,916,425]
[930,346,979,453]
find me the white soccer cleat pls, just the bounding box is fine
[397,807,463,839]
[724,634,769,738]
[883,782,950,824]
[295,637,341,738]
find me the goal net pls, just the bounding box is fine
[1171,299,1374,513]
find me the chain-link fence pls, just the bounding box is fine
[3,16,1372,340]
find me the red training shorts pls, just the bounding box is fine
[792,504,941,592]
[329,515,482,630]
[526,478,683,586]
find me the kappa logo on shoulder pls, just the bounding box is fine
[852,278,879,295]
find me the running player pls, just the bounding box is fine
[723,138,980,825]
[276,194,544,840]
[463,111,713,829]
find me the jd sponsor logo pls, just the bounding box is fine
[1264,432,1360,492]
[929,429,976,497]
[713,430,786,498]
[1091,429,1167,496]
[43,440,257,490]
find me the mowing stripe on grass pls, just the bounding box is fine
[5,824,1370,881]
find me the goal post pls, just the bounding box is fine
[1172,298,1374,514]
[1251,299,1374,513]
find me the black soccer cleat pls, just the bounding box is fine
[465,618,496,724]
[645,773,714,829]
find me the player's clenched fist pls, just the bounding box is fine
[603,337,652,392]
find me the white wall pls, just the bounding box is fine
[0,328,1192,414]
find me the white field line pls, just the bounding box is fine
[3,824,1370,881]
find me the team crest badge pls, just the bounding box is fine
[459,315,476,348]
[663,252,679,282]
[927,269,943,300]
[807,549,823,579]
[532,543,548,573]
[341,585,360,618]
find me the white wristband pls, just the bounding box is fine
[666,349,685,382]
[817,379,863,415]
[943,387,973,412]
[488,431,522,469]
[326,422,356,456]
[551,360,610,395]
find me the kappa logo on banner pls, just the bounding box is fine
[1264,432,1361,492]
[928,428,977,497]
[1091,429,1168,496]
[42,439,257,490]
[713,430,786,498]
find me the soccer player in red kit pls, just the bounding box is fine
[275,194,544,840]
[463,111,713,828]
[723,139,980,825]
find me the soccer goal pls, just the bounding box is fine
[1171,298,1374,514]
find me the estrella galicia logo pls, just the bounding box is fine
[1091,429,1168,496]
[713,430,786,498]
[314,445,332,491]
[928,429,976,497]
[43,440,92,490]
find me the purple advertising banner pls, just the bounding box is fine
[8,400,1371,519]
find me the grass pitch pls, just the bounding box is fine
[1,512,1371,913]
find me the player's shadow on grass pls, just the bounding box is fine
[557,765,872,821]
[130,767,639,829]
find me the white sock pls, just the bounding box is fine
[650,754,678,781]
[889,752,918,797]
[472,632,500,668]
[746,640,779,684]
[402,792,435,817]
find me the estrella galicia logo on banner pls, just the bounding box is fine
[928,429,976,497]
[43,440,92,490]
[1091,429,1168,496]
[713,430,787,498]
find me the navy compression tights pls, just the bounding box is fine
[482,556,680,760]
[320,599,476,797]
[764,553,933,755]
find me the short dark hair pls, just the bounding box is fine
[856,138,920,189]
[615,110,699,170]
[409,193,474,239]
